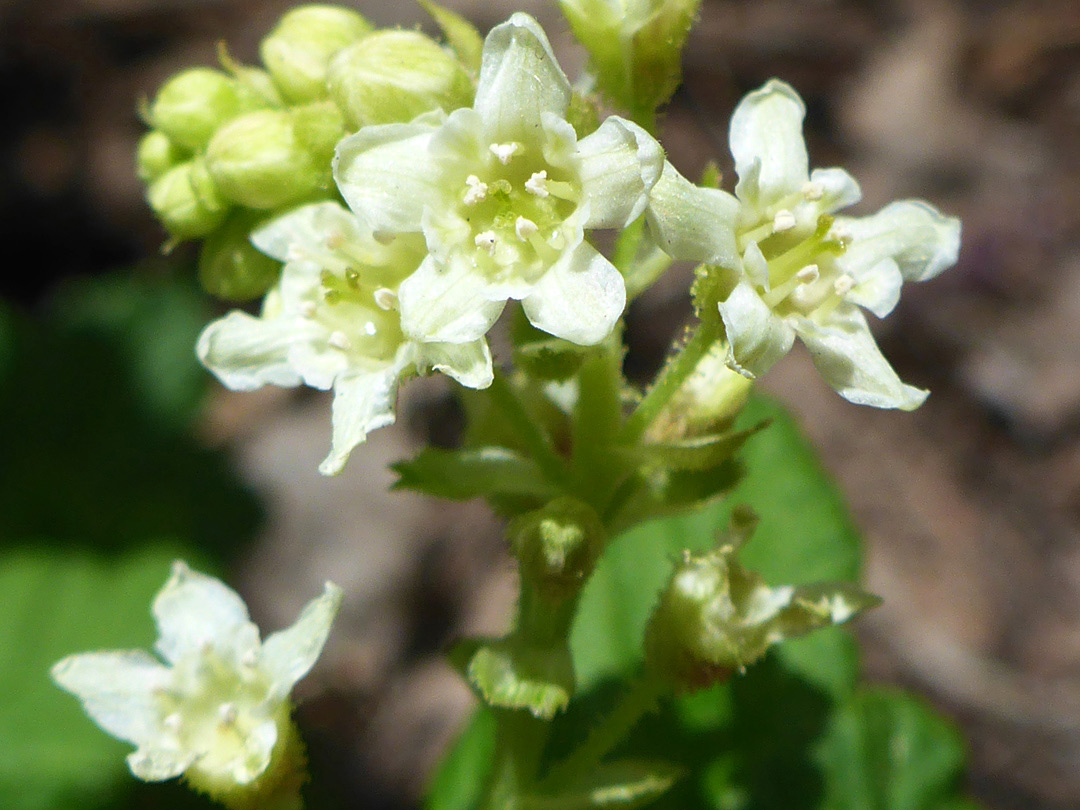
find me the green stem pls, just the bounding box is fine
[540,672,666,789]
[620,318,722,443]
[489,373,570,489]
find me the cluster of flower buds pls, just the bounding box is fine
[138,4,477,301]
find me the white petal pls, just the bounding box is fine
[717,278,796,378]
[398,254,506,344]
[127,746,194,782]
[51,651,171,747]
[197,310,318,392]
[333,123,442,235]
[153,562,256,664]
[576,117,664,229]
[845,257,903,318]
[794,305,928,410]
[261,582,343,696]
[730,79,809,209]
[809,167,862,213]
[521,241,626,345]
[420,338,494,389]
[836,200,961,283]
[474,13,571,140]
[742,240,770,289]
[318,367,401,475]
[251,202,355,263]
[645,161,740,269]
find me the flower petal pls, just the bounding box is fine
[717,278,796,378]
[333,121,442,235]
[51,650,172,747]
[730,79,809,210]
[521,241,626,345]
[577,116,664,229]
[794,305,928,410]
[474,13,571,140]
[251,202,355,264]
[421,339,494,389]
[197,310,313,392]
[836,200,961,283]
[398,254,506,344]
[319,366,401,475]
[153,562,256,664]
[127,746,195,782]
[845,257,903,318]
[809,167,861,213]
[261,582,343,696]
[645,161,740,269]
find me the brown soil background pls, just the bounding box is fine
[3,1,1079,808]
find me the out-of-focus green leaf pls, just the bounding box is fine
[427,708,497,810]
[0,543,210,810]
[528,759,683,810]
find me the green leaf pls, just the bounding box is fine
[527,759,683,810]
[818,688,972,810]
[427,708,498,810]
[0,543,209,810]
[393,447,560,502]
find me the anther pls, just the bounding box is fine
[525,170,549,197]
[772,209,797,233]
[795,264,820,284]
[489,142,520,164]
[328,331,351,350]
[218,703,238,726]
[463,175,488,205]
[373,287,397,311]
[801,181,824,201]
[833,274,855,295]
[515,216,539,241]
[300,301,318,318]
[474,230,498,254]
[326,230,345,250]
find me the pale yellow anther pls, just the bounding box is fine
[515,216,539,241]
[829,224,854,244]
[772,209,797,233]
[833,274,855,296]
[525,170,550,197]
[795,264,820,284]
[300,301,318,318]
[373,287,397,311]
[325,230,346,250]
[801,181,824,202]
[489,142,520,164]
[475,230,498,254]
[329,330,351,350]
[463,175,488,205]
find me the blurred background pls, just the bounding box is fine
[1,0,1078,808]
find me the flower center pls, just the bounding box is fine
[750,214,850,318]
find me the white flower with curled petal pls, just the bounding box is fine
[646,79,961,410]
[333,12,664,347]
[51,562,341,802]
[196,202,493,476]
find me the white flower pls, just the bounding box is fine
[197,202,494,475]
[646,79,961,410]
[51,562,341,797]
[333,12,664,347]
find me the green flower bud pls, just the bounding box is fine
[290,100,346,162]
[645,508,880,691]
[260,4,373,103]
[509,498,605,603]
[327,30,473,129]
[136,131,186,183]
[205,110,326,209]
[646,343,752,442]
[198,210,282,301]
[148,68,267,151]
[147,159,229,241]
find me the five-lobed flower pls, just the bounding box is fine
[647,79,961,410]
[197,201,494,475]
[333,12,664,348]
[51,562,342,805]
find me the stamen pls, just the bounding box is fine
[218,703,238,726]
[328,331,351,351]
[300,301,318,318]
[475,230,498,254]
[772,209,797,233]
[801,181,824,201]
[463,175,488,205]
[795,264,820,284]
[515,216,539,241]
[373,287,397,311]
[489,142,521,164]
[525,171,549,197]
[833,274,855,296]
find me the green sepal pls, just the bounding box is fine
[392,446,560,503]
[607,460,745,534]
[198,209,282,302]
[514,337,592,382]
[525,759,683,810]
[631,421,767,472]
[418,0,484,74]
[450,638,575,721]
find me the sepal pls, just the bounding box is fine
[450,638,575,720]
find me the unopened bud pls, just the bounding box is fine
[198,210,282,301]
[205,110,325,209]
[260,4,373,103]
[509,498,605,603]
[327,30,473,128]
[147,159,229,241]
[148,68,267,151]
[290,100,346,162]
[647,343,752,442]
[136,131,185,183]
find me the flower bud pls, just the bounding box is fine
[645,508,879,691]
[147,159,229,241]
[260,4,373,103]
[290,100,346,162]
[205,109,326,209]
[327,30,473,129]
[136,131,185,183]
[198,210,282,301]
[509,498,605,603]
[646,343,752,443]
[148,68,267,151]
